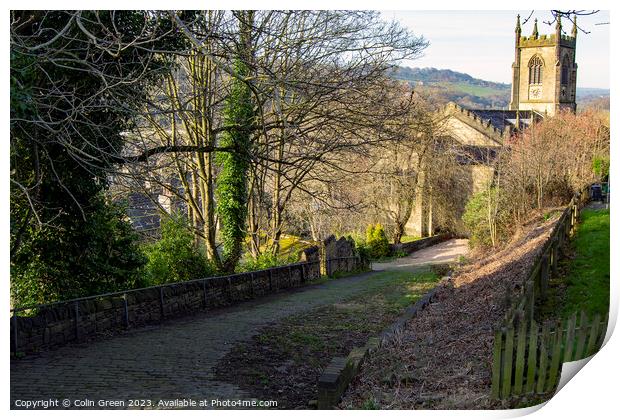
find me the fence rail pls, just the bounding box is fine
[491,185,607,400]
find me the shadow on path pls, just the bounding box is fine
[10,238,469,409]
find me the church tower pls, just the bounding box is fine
[509,15,578,115]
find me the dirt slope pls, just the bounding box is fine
[341,214,560,409]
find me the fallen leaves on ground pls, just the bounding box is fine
[341,213,561,410]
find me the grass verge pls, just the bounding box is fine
[214,269,439,409]
[560,208,610,316]
[539,208,609,320]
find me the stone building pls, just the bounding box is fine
[509,15,578,116]
[406,14,578,237]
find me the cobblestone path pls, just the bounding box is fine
[10,239,468,409]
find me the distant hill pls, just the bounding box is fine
[391,66,610,110]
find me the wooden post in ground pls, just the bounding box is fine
[525,320,539,394]
[546,320,564,392]
[513,320,528,395]
[563,313,577,363]
[536,323,550,394]
[586,313,602,357]
[502,327,515,398]
[574,311,589,360]
[491,329,503,399]
[540,252,550,297]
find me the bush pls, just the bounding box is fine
[365,223,391,259]
[142,215,215,285]
[238,252,298,272]
[462,188,511,248]
[11,198,146,307]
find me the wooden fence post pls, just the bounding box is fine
[491,329,503,399]
[525,320,538,394]
[527,282,535,321]
[513,320,527,395]
[502,327,514,398]
[546,320,564,392]
[536,323,550,394]
[563,313,577,363]
[586,313,602,357]
[574,311,589,360]
[540,252,550,297]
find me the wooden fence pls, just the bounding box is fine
[491,186,607,400]
[491,311,608,399]
[501,187,589,329]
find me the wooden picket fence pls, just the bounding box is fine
[491,312,608,399]
[490,185,608,400]
[501,187,589,329]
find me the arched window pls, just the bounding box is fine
[561,56,570,85]
[528,55,543,85]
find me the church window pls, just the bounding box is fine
[528,55,543,84]
[561,56,570,85]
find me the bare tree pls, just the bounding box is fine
[117,10,428,260]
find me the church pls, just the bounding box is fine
[406,14,579,237]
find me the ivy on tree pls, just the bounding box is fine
[216,12,257,273]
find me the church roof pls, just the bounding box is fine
[467,109,534,132]
[443,102,543,144]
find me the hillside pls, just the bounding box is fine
[391,66,610,110]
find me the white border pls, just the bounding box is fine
[2,2,616,419]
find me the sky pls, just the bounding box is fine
[381,10,610,89]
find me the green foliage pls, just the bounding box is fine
[216,53,256,272]
[11,198,146,307]
[365,223,391,259]
[238,252,298,272]
[10,12,180,306]
[350,233,369,262]
[462,188,511,248]
[142,215,215,285]
[592,156,610,179]
[394,250,408,258]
